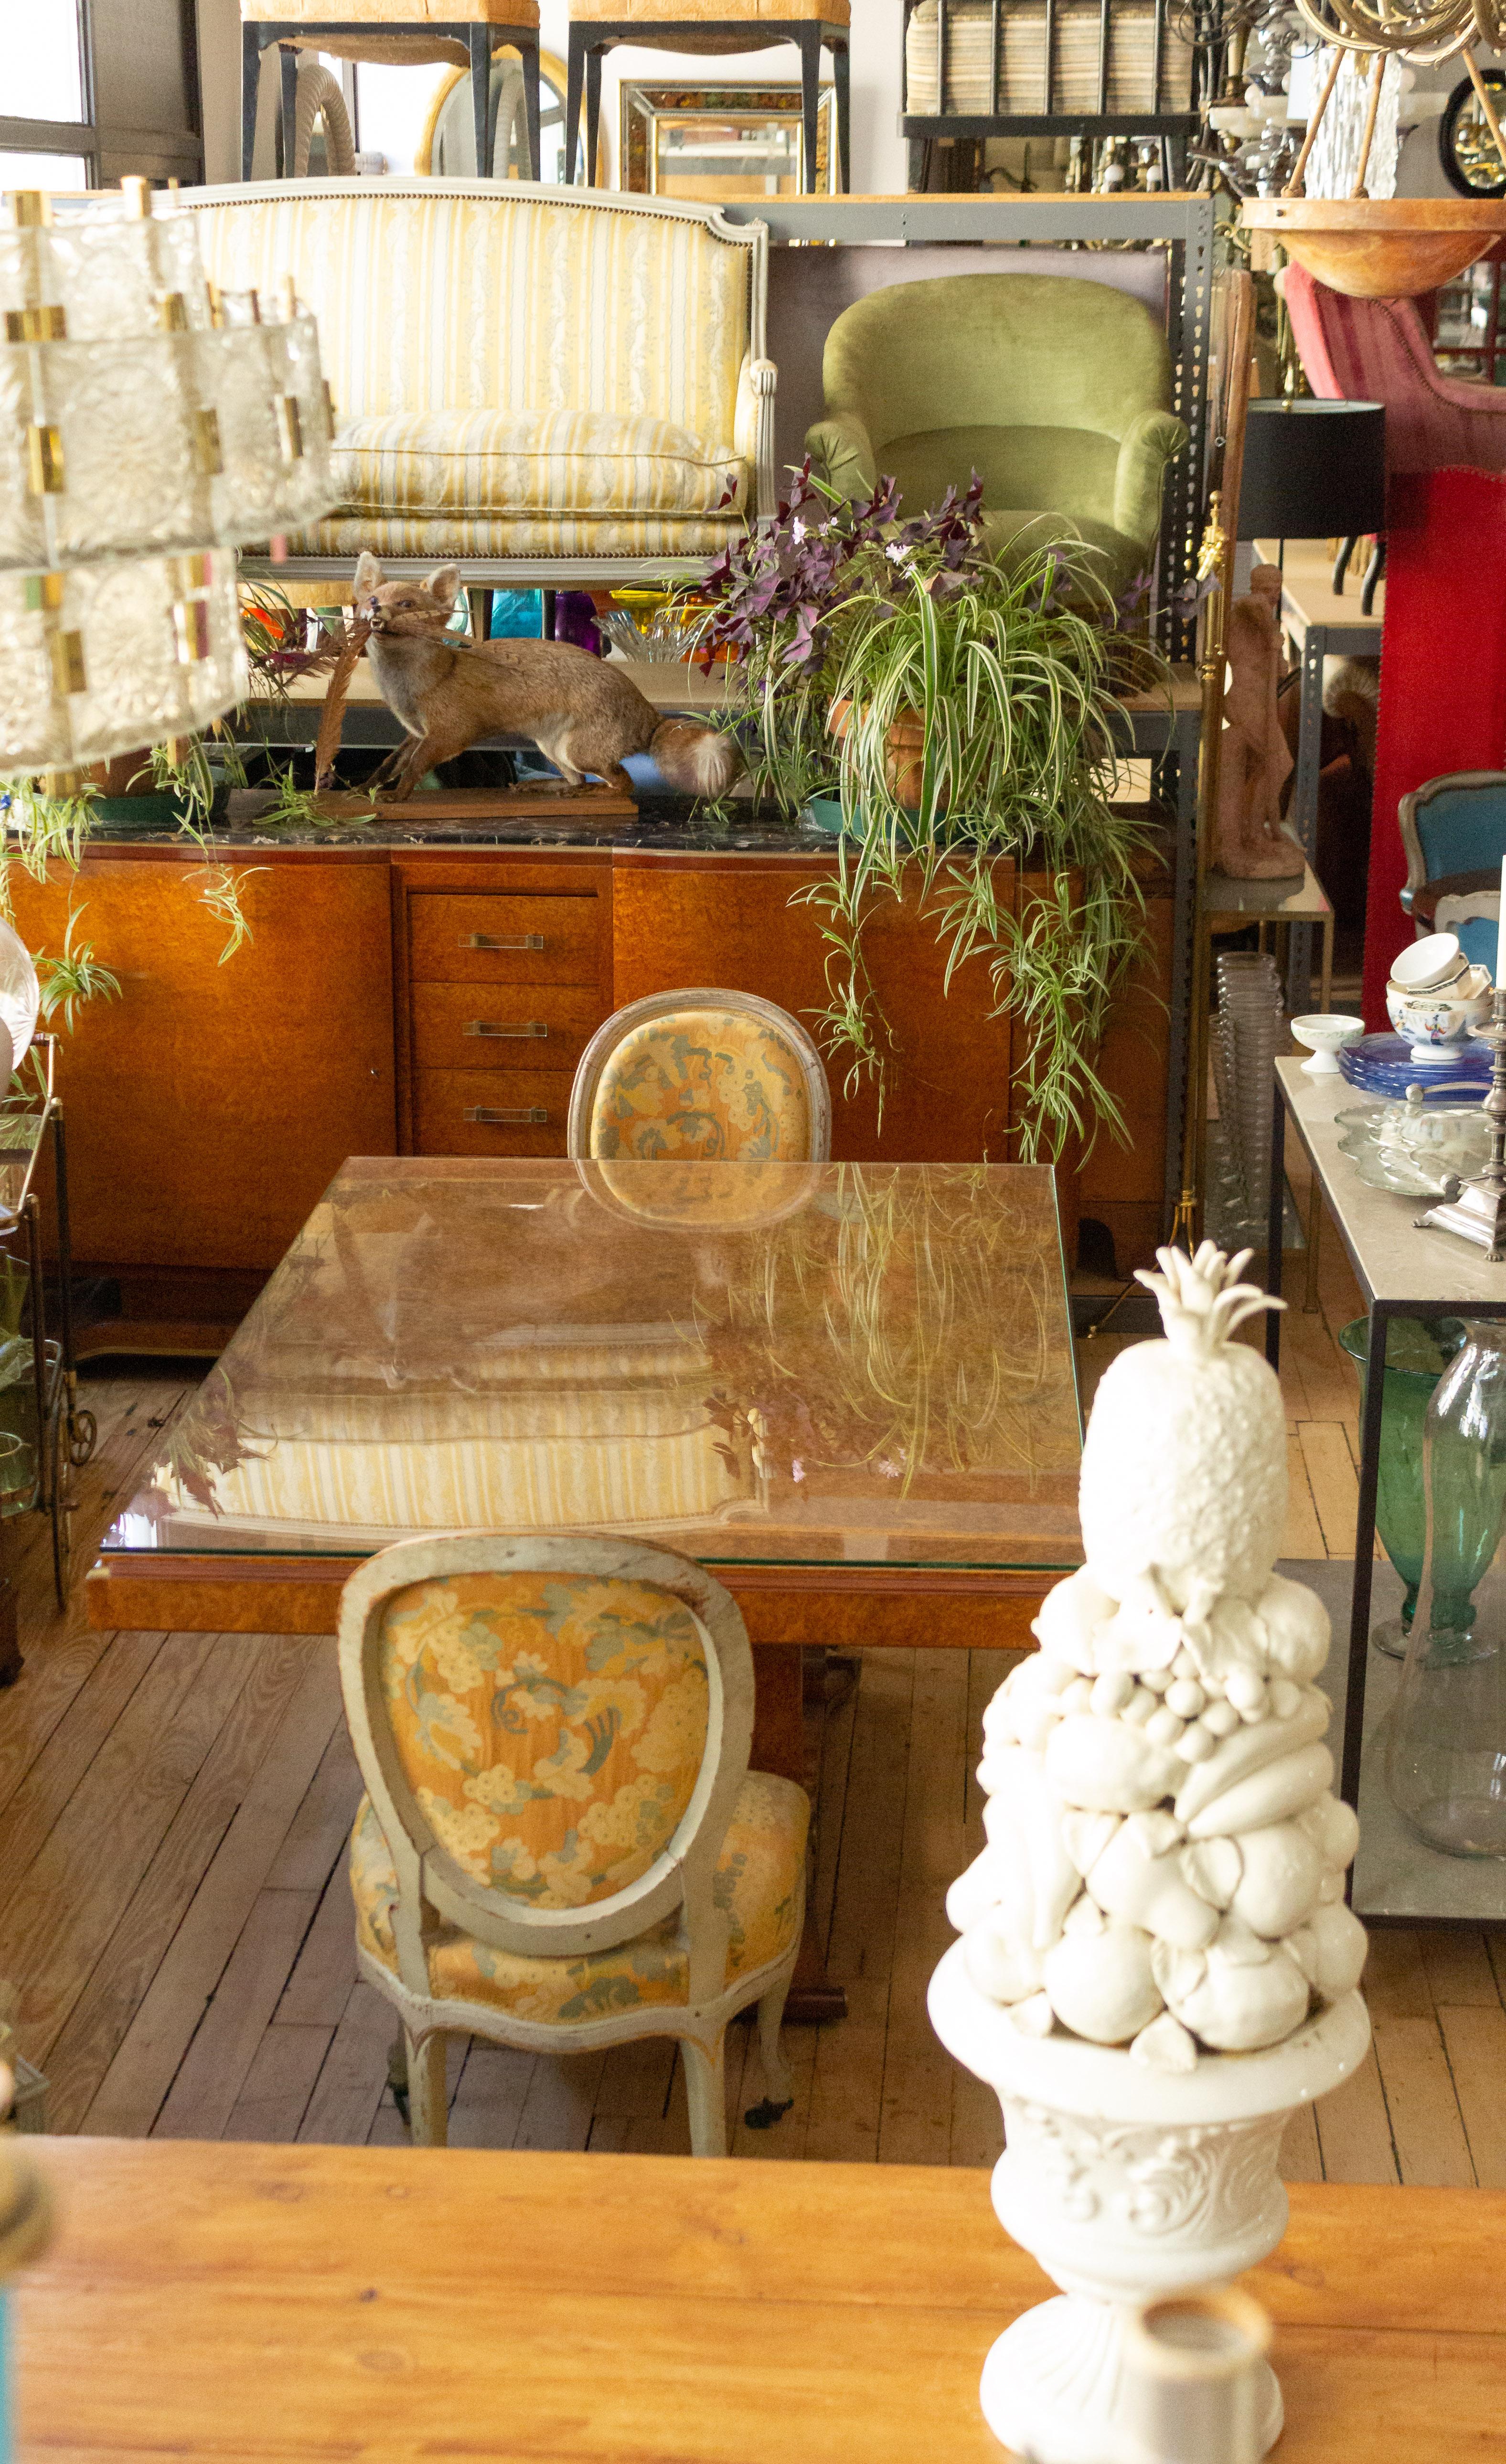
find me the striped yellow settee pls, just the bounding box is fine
[177,178,775,577]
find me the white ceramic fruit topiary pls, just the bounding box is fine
[929,1243,1371,2464]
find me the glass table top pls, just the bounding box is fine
[104,1159,1082,1572]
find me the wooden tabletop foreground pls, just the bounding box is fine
[13,2140,1504,2461]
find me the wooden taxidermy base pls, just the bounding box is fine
[306,786,640,825]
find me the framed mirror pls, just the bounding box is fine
[417,46,572,181]
[620,82,837,198]
[1440,69,1506,198]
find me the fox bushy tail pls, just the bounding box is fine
[649,719,744,797]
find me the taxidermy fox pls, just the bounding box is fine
[352,553,742,801]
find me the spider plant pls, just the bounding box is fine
[36,905,120,1031]
[689,467,1164,1159]
[815,530,1157,1157]
[0,583,322,972]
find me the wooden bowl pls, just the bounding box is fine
[1241,198,1506,297]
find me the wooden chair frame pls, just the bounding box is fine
[338,1530,801,2153]
[1398,768,1506,907]
[566,988,833,1164]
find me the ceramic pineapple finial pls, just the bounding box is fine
[945,1241,1364,2067]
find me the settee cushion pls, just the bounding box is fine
[332,408,745,520]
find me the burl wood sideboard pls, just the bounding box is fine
[11,817,1174,1349]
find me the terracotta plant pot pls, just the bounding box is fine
[830,699,938,813]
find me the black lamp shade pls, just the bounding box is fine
[1237,398,1388,540]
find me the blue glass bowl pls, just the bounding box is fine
[1337,1031,1492,1103]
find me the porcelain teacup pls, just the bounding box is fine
[1385,964,1494,1061]
[1390,931,1469,995]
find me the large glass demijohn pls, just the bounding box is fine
[1385,1321,1506,1858]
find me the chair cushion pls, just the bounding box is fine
[350,1771,809,2020]
[376,1569,711,1908]
[244,0,538,18]
[332,410,745,520]
[286,512,744,556]
[589,1008,812,1162]
[572,0,847,19]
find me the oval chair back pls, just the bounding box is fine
[566,988,832,1163]
[339,1534,753,1992]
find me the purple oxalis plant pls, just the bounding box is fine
[698,461,989,672]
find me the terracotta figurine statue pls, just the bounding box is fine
[1217,563,1303,879]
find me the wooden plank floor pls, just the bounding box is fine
[1,1188,1503,2179]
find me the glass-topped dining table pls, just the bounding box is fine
[90,1156,1085,2014]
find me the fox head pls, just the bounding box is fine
[352,552,461,639]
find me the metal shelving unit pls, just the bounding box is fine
[898,0,1207,187]
[0,1035,97,1641]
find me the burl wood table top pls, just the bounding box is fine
[14,2137,1505,2461]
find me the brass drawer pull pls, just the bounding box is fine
[464,1105,549,1126]
[463,1020,547,1039]
[464,932,545,951]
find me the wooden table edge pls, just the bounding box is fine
[85,1551,1073,1638]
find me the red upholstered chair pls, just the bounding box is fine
[1282,258,1506,607]
[1284,258,1506,475]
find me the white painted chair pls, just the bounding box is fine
[567,988,833,1163]
[339,1532,808,2153]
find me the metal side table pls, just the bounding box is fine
[1267,1055,1506,1929]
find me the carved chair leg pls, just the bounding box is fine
[404,2026,448,2145]
[682,2033,727,2159]
[742,1979,797,2131]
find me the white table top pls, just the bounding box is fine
[1254,539,1385,641]
[1276,1056,1506,1310]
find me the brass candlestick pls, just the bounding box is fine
[1418,985,1506,1258]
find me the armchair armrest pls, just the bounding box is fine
[806,411,878,503]
[1113,409,1190,555]
[735,354,779,520]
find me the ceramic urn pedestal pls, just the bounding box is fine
[929,1953,1369,2463]
[929,1245,1372,2463]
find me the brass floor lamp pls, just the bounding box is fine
[1170,267,1257,1258]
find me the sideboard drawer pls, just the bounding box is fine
[413,1066,573,1155]
[410,982,602,1075]
[409,893,600,986]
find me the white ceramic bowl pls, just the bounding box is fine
[1385,976,1493,1060]
[1390,932,1465,994]
[1291,1014,1366,1077]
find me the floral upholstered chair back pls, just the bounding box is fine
[566,989,832,1165]
[339,1536,754,1994]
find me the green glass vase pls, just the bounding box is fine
[1338,1315,1465,1657]
[1386,1320,1506,1859]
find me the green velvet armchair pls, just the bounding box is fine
[806,273,1189,595]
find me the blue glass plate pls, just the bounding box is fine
[1337,1031,1492,1102]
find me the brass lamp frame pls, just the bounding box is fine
[1170,266,1255,1255]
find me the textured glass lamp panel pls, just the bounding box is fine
[67,552,246,761]
[41,211,211,341]
[182,554,250,729]
[0,547,245,773]
[29,336,211,565]
[0,349,45,568]
[264,314,335,530]
[0,584,71,770]
[197,326,296,541]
